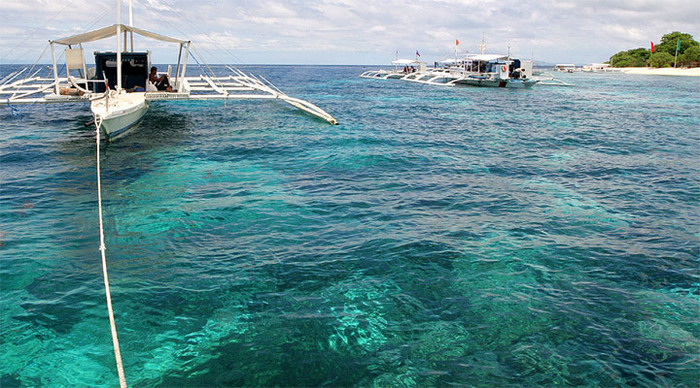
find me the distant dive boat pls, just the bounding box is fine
[581,63,623,73]
[446,54,538,88]
[360,53,538,88]
[554,63,577,72]
[360,58,427,79]
[0,4,337,141]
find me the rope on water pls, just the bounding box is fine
[94,117,128,388]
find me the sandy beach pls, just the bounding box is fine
[619,67,700,76]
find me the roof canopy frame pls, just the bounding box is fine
[392,58,423,65]
[48,23,190,92]
[50,23,188,46]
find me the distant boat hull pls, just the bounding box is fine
[91,91,149,141]
[358,70,406,79]
[451,77,538,88]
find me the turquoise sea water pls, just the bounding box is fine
[1,65,699,387]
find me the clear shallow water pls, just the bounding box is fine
[1,65,698,387]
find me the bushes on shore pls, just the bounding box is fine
[609,32,700,68]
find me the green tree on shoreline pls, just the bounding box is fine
[609,48,649,67]
[648,52,674,68]
[679,46,700,66]
[608,32,699,68]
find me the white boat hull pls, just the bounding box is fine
[359,70,405,80]
[91,91,149,141]
[450,77,538,88]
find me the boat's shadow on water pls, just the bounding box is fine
[46,103,192,178]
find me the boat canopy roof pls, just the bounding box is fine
[467,54,508,62]
[392,58,422,65]
[50,24,188,46]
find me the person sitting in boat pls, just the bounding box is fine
[149,66,172,92]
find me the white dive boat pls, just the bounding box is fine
[359,58,427,80]
[445,54,538,88]
[554,63,577,72]
[360,53,538,88]
[581,63,623,73]
[1,8,337,141]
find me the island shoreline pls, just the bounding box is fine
[616,67,700,76]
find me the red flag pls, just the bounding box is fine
[651,41,655,53]
[456,39,460,46]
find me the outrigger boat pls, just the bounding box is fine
[581,63,623,73]
[359,58,427,80]
[1,5,337,141]
[554,63,577,72]
[447,54,538,88]
[360,53,538,88]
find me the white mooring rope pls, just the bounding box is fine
[95,118,128,388]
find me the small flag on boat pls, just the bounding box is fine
[651,41,655,53]
[416,50,420,57]
[456,39,460,46]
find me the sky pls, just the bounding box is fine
[0,0,698,65]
